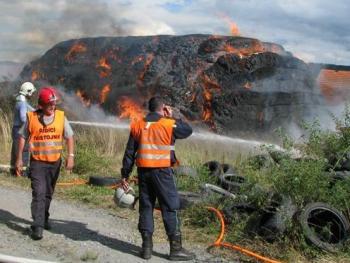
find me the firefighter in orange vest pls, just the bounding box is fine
[15,86,74,240]
[121,96,195,261]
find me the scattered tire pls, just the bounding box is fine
[200,183,236,199]
[299,202,350,252]
[203,161,221,177]
[222,202,257,224]
[219,173,246,193]
[221,163,235,174]
[178,191,202,209]
[173,166,198,177]
[333,171,350,181]
[88,176,120,186]
[257,196,297,242]
[340,152,350,170]
[155,191,202,210]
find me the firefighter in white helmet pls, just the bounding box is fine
[10,82,36,176]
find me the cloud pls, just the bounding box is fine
[0,0,349,64]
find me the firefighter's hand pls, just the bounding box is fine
[15,158,23,177]
[65,155,74,172]
[163,105,173,118]
[121,178,129,192]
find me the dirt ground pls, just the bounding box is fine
[0,185,229,263]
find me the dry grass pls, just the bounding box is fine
[0,109,12,163]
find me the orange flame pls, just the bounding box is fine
[99,84,111,104]
[97,57,112,78]
[224,40,264,58]
[229,22,240,36]
[131,55,144,65]
[75,90,91,107]
[220,14,240,36]
[31,70,40,81]
[318,69,350,104]
[65,42,87,62]
[118,97,144,121]
[200,75,221,129]
[243,82,252,90]
[98,57,111,70]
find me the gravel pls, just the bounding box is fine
[0,186,225,263]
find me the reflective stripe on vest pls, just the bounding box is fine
[131,117,175,168]
[138,144,175,151]
[28,110,65,162]
[30,141,63,148]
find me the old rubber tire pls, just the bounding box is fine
[155,191,202,210]
[203,161,222,177]
[223,202,257,224]
[219,173,246,193]
[173,166,198,177]
[178,191,202,209]
[221,163,235,174]
[299,202,350,252]
[258,196,297,242]
[88,176,120,186]
[200,183,236,199]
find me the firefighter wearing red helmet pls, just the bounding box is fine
[15,86,75,240]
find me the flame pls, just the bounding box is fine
[131,55,144,65]
[98,57,111,70]
[31,70,40,81]
[223,40,264,58]
[138,53,155,85]
[318,69,350,104]
[75,90,91,107]
[243,82,252,90]
[200,75,221,129]
[96,57,112,78]
[118,97,144,121]
[229,22,240,36]
[65,42,87,62]
[99,84,111,104]
[220,14,240,36]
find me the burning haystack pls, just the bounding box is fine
[19,34,323,134]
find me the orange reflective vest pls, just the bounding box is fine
[28,110,64,162]
[131,117,176,168]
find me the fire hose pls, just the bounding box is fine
[56,178,138,189]
[207,207,282,263]
[55,179,281,262]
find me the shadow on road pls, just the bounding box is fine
[0,209,31,235]
[0,208,167,260]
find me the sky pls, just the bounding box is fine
[0,0,349,65]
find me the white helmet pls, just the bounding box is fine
[19,82,36,97]
[114,186,136,209]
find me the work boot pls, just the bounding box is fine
[140,232,153,260]
[44,219,52,230]
[169,233,196,261]
[30,226,43,240]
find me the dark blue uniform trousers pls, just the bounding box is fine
[30,159,61,227]
[138,167,180,236]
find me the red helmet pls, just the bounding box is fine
[38,86,59,105]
